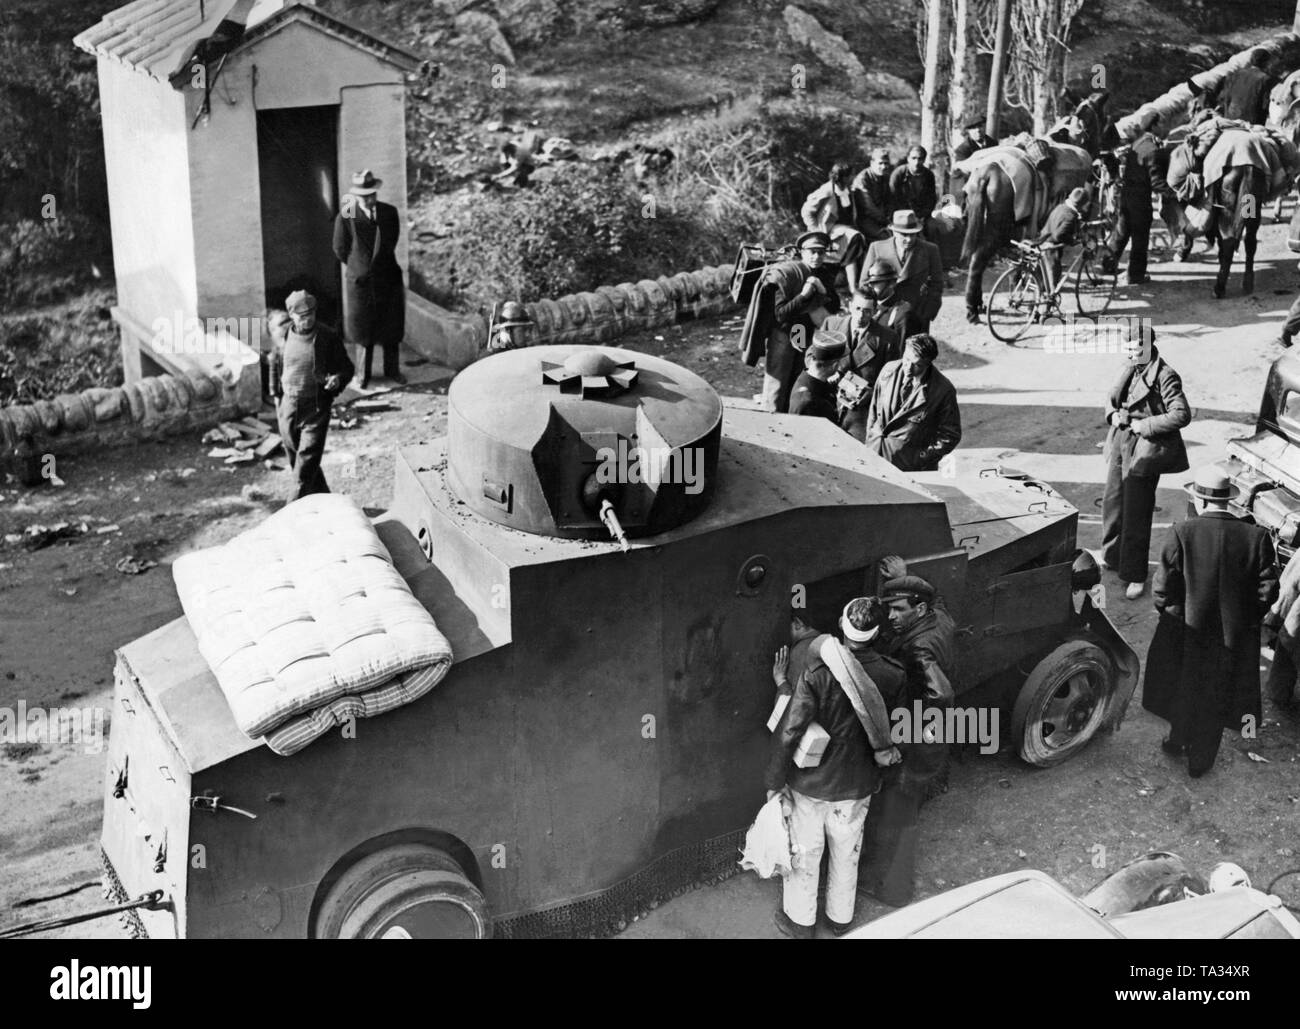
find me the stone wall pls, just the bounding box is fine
[0,370,248,473]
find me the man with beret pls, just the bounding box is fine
[274,289,354,500]
[865,333,962,472]
[1142,467,1278,777]
[760,230,841,414]
[333,169,407,389]
[862,211,944,336]
[859,574,956,906]
[789,326,846,424]
[766,597,903,937]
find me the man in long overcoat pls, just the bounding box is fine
[862,211,944,337]
[333,169,407,389]
[865,334,961,472]
[1143,467,1278,777]
[1101,327,1190,599]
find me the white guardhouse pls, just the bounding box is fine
[75,0,424,385]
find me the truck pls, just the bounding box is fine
[99,344,1139,939]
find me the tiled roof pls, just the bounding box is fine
[74,1,424,85]
[73,0,242,82]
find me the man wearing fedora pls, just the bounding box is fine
[759,229,841,413]
[333,169,407,389]
[274,290,354,500]
[789,326,846,423]
[1142,467,1278,777]
[1101,325,1189,599]
[863,210,944,339]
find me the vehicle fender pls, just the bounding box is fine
[1082,851,1206,918]
[1076,595,1140,730]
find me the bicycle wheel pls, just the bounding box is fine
[1073,248,1117,316]
[986,264,1042,343]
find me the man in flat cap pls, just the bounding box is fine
[1037,186,1089,294]
[758,230,841,413]
[789,326,846,424]
[952,121,996,165]
[1142,467,1278,778]
[865,333,961,472]
[275,289,354,500]
[333,169,407,389]
[859,573,956,906]
[862,211,944,336]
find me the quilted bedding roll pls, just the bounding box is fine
[172,494,453,755]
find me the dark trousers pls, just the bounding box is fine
[277,392,332,500]
[1165,636,1237,775]
[1269,631,1299,708]
[1109,191,1152,283]
[1102,450,1158,584]
[360,341,400,383]
[857,780,921,906]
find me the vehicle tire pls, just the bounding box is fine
[1073,248,1117,316]
[315,844,491,939]
[986,264,1040,343]
[1011,638,1114,767]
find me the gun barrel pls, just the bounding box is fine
[598,499,630,553]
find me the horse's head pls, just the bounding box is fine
[1269,70,1300,139]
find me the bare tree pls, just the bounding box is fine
[948,0,994,135]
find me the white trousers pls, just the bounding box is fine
[782,790,871,927]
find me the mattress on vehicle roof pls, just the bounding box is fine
[171,493,453,755]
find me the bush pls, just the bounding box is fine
[0,291,120,404]
[429,98,878,309]
[0,214,107,309]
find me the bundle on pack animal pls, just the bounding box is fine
[1167,127,1300,296]
[1267,70,1300,220]
[957,141,1092,321]
[1049,90,1117,158]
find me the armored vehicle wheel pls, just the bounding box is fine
[1011,639,1114,767]
[315,844,491,939]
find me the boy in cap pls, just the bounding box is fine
[1037,186,1089,292]
[276,289,354,500]
[333,169,407,389]
[789,326,847,424]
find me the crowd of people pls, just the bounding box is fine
[755,53,1300,937]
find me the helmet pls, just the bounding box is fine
[497,301,533,328]
[865,260,898,285]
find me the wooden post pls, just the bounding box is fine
[921,0,952,194]
[1294,0,1300,35]
[986,0,1012,139]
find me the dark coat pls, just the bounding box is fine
[271,324,355,404]
[866,359,962,472]
[1037,201,1082,246]
[1143,511,1279,729]
[888,165,938,218]
[890,606,957,796]
[332,200,406,348]
[1214,65,1277,126]
[1104,354,1190,478]
[863,237,944,324]
[850,169,893,236]
[765,646,904,801]
[788,371,839,423]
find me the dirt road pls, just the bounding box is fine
[3,216,1299,939]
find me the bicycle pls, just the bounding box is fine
[985,219,1117,344]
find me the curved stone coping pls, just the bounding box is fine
[0,371,245,463]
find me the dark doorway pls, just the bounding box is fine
[257,105,340,327]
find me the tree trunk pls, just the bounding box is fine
[949,0,987,136]
[1114,31,1300,140]
[921,0,953,193]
